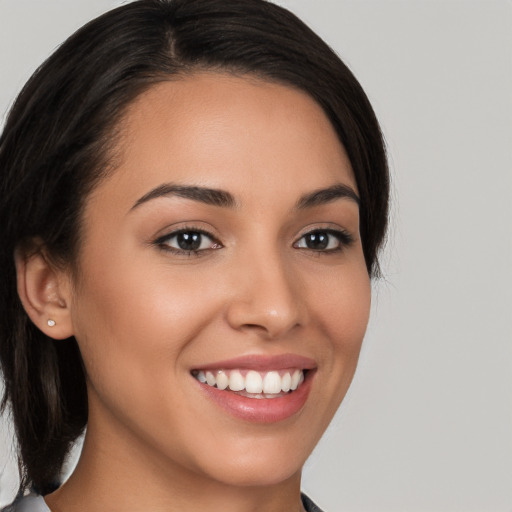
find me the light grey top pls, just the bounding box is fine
[2,495,49,512]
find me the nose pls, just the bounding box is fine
[225,249,305,339]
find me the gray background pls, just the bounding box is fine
[1,1,511,510]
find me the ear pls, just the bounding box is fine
[15,245,75,340]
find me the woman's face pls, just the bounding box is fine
[67,73,371,487]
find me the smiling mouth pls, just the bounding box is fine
[191,369,306,399]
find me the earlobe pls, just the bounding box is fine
[15,245,75,340]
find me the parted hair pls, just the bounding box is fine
[0,0,389,497]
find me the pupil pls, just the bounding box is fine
[306,232,328,250]
[177,232,201,251]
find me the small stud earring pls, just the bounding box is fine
[47,319,56,327]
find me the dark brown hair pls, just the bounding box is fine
[0,0,389,496]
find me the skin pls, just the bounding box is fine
[25,73,371,512]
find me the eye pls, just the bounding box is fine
[155,229,222,254]
[294,229,353,252]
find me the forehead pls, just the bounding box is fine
[89,72,356,211]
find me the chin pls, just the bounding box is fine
[184,428,316,489]
[205,456,305,489]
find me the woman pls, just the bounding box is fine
[0,0,389,510]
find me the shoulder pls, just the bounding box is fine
[2,495,50,512]
[301,493,325,512]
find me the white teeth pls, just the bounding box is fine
[291,370,301,390]
[281,372,292,392]
[206,371,216,387]
[229,370,245,392]
[216,371,229,390]
[195,368,307,395]
[263,371,281,394]
[245,370,263,393]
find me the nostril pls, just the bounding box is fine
[224,266,304,338]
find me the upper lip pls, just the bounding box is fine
[192,353,316,372]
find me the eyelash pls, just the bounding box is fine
[293,228,354,253]
[154,227,221,257]
[154,227,354,257]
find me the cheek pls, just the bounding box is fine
[305,259,371,394]
[69,248,222,394]
[311,264,371,350]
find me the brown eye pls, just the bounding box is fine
[302,232,330,250]
[175,232,203,251]
[294,229,354,252]
[157,229,222,254]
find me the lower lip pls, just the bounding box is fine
[196,372,314,423]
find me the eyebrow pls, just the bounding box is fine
[131,182,359,212]
[131,183,237,210]
[296,184,360,209]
